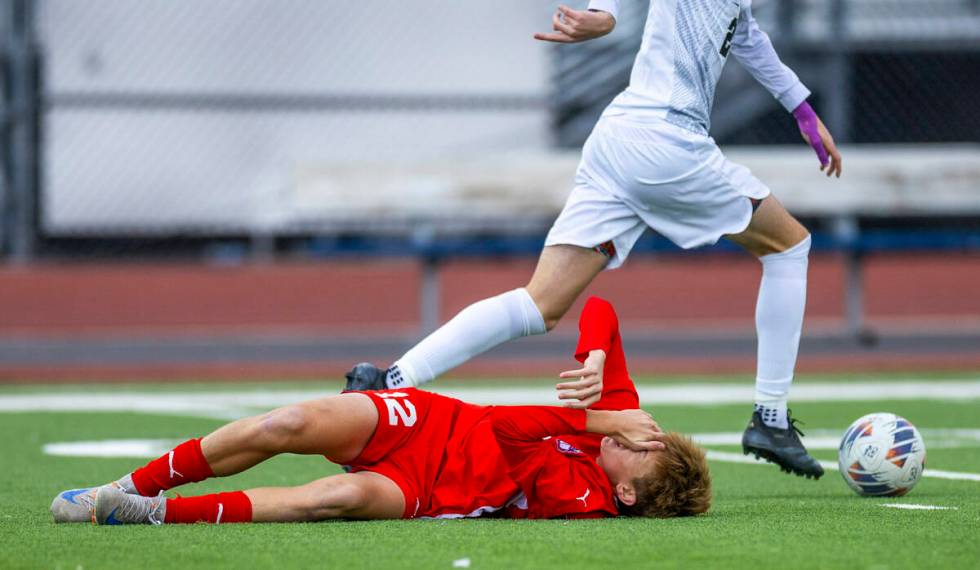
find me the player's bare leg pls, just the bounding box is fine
[372,244,607,390]
[93,470,406,525]
[247,472,405,522]
[726,196,823,478]
[56,393,381,523]
[525,245,609,330]
[89,394,392,525]
[726,196,809,257]
[202,392,379,474]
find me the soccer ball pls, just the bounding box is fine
[838,413,926,497]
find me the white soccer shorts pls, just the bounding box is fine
[545,115,771,269]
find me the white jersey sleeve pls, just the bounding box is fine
[730,0,810,112]
[587,0,620,21]
[601,0,801,135]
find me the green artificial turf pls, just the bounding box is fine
[1,377,978,569]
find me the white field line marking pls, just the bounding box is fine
[708,450,839,472]
[919,468,980,482]
[43,439,177,458]
[443,380,980,406]
[3,380,980,418]
[707,450,980,482]
[693,429,980,450]
[881,504,958,510]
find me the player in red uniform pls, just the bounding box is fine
[51,298,711,524]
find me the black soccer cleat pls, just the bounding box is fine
[741,410,825,479]
[344,362,387,392]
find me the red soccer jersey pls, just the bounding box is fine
[348,296,640,519]
[491,405,620,519]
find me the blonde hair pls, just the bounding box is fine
[621,432,712,518]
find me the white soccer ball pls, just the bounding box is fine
[838,413,926,497]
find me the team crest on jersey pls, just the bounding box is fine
[554,439,584,456]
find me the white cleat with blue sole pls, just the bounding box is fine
[94,486,166,525]
[51,485,116,523]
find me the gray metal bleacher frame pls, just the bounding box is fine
[0,0,40,263]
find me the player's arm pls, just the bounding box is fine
[491,406,662,477]
[534,2,617,44]
[730,1,842,177]
[491,406,660,518]
[557,296,639,410]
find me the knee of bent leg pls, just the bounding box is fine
[758,231,812,259]
[776,231,812,257]
[542,314,563,332]
[524,291,564,332]
[257,406,312,447]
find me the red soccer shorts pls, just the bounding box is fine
[346,388,514,519]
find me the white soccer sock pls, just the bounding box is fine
[386,288,547,388]
[754,399,789,430]
[753,235,810,429]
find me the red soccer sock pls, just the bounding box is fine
[131,438,215,496]
[164,491,252,524]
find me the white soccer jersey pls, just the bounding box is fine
[588,0,811,135]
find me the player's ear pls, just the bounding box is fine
[615,482,637,506]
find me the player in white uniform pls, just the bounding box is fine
[347,0,843,479]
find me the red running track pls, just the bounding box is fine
[0,252,978,381]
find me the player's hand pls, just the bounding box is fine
[611,409,665,451]
[793,102,842,178]
[803,118,843,178]
[557,349,605,409]
[534,5,615,44]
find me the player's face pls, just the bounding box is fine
[597,436,660,485]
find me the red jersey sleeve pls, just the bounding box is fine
[574,296,639,412]
[490,406,618,519]
[490,405,586,483]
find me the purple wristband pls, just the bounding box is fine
[793,101,829,167]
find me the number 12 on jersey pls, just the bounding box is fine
[378,393,418,427]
